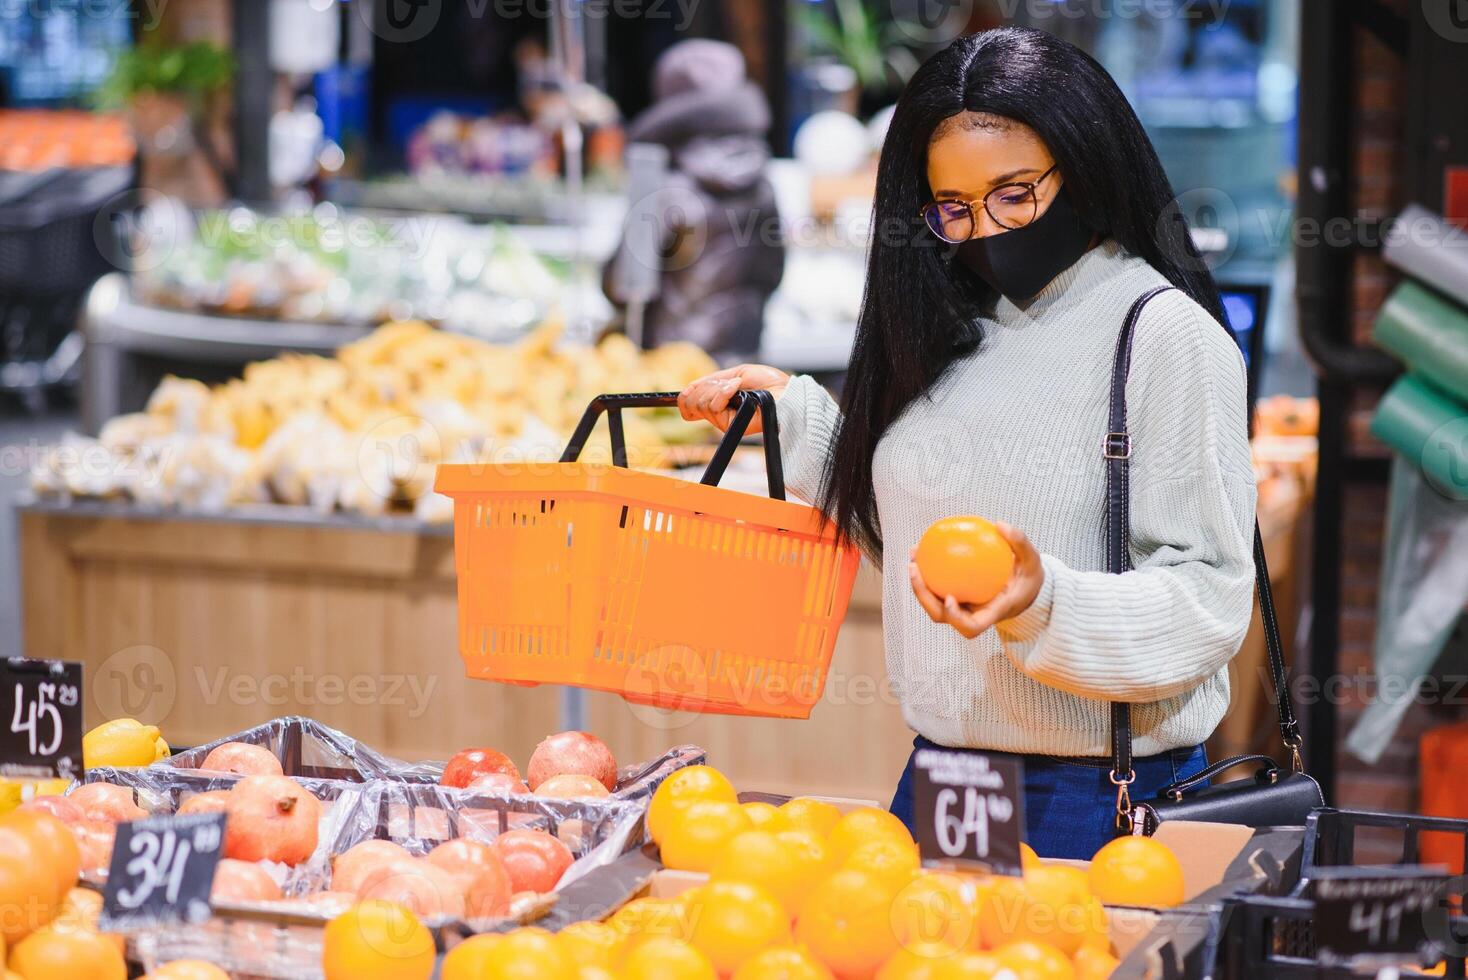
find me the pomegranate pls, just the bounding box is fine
[426,839,512,918]
[211,859,282,902]
[71,819,116,873]
[490,828,574,893]
[440,748,520,789]
[525,732,617,791]
[176,790,231,816]
[534,774,611,799]
[19,795,84,825]
[331,839,413,894]
[199,742,283,776]
[466,771,531,795]
[68,782,146,824]
[223,775,321,865]
[357,858,465,919]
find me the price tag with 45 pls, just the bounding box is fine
[0,658,82,779]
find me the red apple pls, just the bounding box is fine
[440,748,520,789]
[357,858,465,919]
[223,775,321,866]
[68,782,147,824]
[212,859,283,902]
[199,742,283,776]
[490,828,574,893]
[526,731,617,792]
[332,839,414,895]
[177,790,231,816]
[19,795,84,825]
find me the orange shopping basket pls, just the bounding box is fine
[434,390,861,719]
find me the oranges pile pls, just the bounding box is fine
[624,764,1186,979]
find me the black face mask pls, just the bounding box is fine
[955,188,1095,302]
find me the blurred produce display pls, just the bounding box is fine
[130,204,582,336]
[0,110,135,170]
[30,321,717,520]
[406,112,555,178]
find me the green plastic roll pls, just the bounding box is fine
[1373,281,1468,404]
[1371,374,1468,495]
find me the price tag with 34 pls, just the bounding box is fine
[912,747,1026,877]
[100,811,228,931]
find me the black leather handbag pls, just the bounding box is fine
[1102,287,1325,837]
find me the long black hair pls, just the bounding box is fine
[820,27,1225,557]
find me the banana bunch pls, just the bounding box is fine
[82,718,170,769]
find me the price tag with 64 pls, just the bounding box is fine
[912,747,1026,877]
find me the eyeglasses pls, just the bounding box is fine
[921,164,1061,243]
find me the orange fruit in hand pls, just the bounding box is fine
[778,798,842,838]
[914,517,1015,605]
[891,872,981,954]
[827,807,916,863]
[622,936,717,980]
[734,945,836,980]
[686,880,792,975]
[710,830,805,914]
[993,940,1075,980]
[322,900,435,980]
[660,800,753,873]
[647,767,737,845]
[1086,837,1185,908]
[795,869,903,978]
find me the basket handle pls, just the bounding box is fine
[559,391,786,500]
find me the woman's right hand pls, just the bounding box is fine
[677,364,791,433]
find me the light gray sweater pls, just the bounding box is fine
[776,241,1256,756]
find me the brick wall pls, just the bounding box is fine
[1329,2,1455,825]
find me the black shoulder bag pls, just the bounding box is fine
[1104,287,1325,837]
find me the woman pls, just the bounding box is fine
[678,28,1256,859]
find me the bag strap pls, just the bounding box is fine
[1105,287,1304,833]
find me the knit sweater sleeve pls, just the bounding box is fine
[772,374,841,506]
[995,291,1257,703]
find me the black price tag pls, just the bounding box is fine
[912,747,1026,876]
[100,811,227,931]
[1314,867,1453,961]
[0,658,83,779]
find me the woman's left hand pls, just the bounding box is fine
[909,522,1045,639]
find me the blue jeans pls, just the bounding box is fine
[889,735,1208,860]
